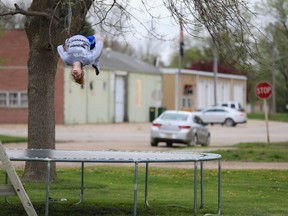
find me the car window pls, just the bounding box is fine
[194,115,204,124]
[204,109,215,113]
[215,109,227,113]
[161,113,188,121]
[222,103,228,107]
[231,104,235,108]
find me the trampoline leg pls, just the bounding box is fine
[200,161,204,209]
[45,160,51,216]
[4,172,12,204]
[194,162,197,216]
[76,162,84,205]
[144,162,150,207]
[218,160,222,215]
[133,162,139,216]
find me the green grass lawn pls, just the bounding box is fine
[1,134,288,215]
[247,112,288,122]
[1,167,287,216]
[0,135,27,144]
[210,142,288,162]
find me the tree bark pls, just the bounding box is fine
[22,17,58,181]
[21,0,92,182]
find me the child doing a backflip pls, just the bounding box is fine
[57,34,104,85]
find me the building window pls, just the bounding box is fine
[0,91,28,107]
[0,92,7,106]
[20,92,28,106]
[9,92,18,106]
[182,97,192,108]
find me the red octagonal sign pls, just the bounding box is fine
[256,82,272,99]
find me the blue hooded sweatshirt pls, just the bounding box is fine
[57,35,103,67]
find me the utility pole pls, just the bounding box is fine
[213,42,218,106]
[271,39,276,119]
[175,15,184,111]
[269,23,276,119]
[175,53,182,111]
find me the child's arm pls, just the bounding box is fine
[86,40,103,63]
[92,40,104,60]
[57,45,69,64]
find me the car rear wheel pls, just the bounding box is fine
[189,134,197,146]
[202,135,210,146]
[166,142,173,147]
[224,118,235,127]
[151,141,158,146]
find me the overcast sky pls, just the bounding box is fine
[125,0,265,66]
[2,0,267,65]
[124,1,180,65]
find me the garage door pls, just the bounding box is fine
[233,84,244,105]
[197,79,214,109]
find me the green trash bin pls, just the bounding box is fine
[157,107,166,116]
[149,107,166,122]
[149,107,156,122]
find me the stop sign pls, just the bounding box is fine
[256,82,272,99]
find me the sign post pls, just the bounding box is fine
[255,81,272,143]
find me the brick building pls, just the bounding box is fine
[0,30,64,123]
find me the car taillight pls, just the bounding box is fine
[178,125,191,129]
[152,123,162,127]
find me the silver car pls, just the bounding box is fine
[150,110,210,147]
[196,106,247,127]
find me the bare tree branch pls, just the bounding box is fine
[1,3,59,20]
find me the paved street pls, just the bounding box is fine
[1,119,288,149]
[1,120,288,170]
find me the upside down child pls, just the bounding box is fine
[57,34,104,85]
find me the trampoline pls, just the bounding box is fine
[5,149,222,216]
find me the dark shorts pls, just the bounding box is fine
[85,36,95,50]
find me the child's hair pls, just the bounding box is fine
[72,62,84,85]
[73,74,84,85]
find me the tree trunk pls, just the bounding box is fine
[22,15,59,182]
[22,46,57,181]
[21,0,93,182]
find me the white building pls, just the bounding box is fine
[161,68,247,111]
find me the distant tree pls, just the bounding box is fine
[136,23,163,66]
[90,3,136,55]
[255,0,288,112]
[79,19,95,35]
[168,26,259,108]
[0,0,258,182]
[169,46,206,68]
[169,32,253,71]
